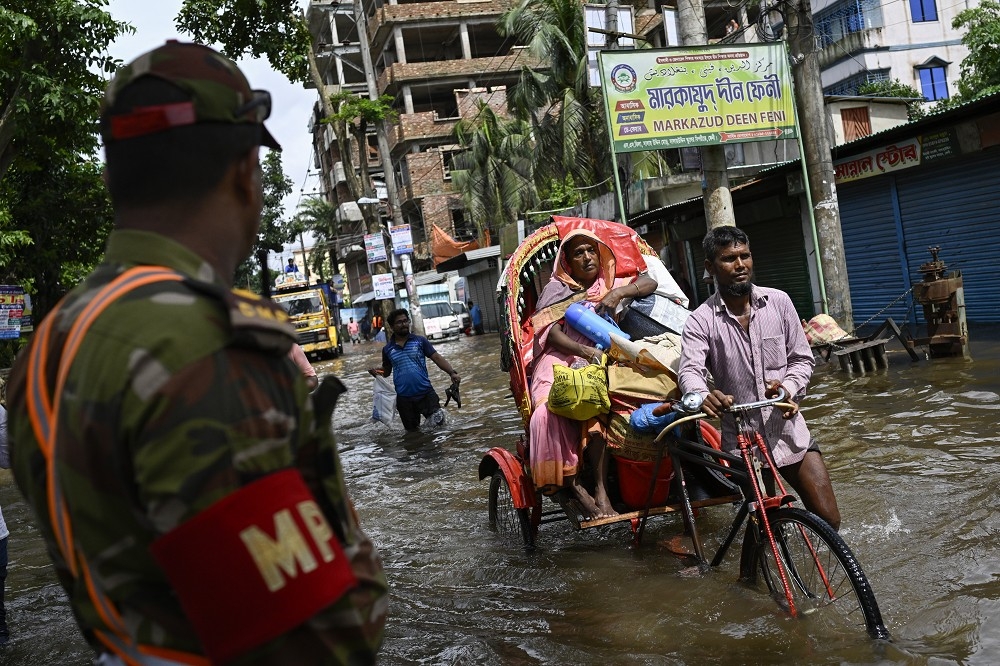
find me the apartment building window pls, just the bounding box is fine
[909,0,938,22]
[841,107,872,142]
[441,148,461,181]
[916,63,949,101]
[815,0,884,48]
[823,69,890,96]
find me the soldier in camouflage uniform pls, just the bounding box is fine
[6,41,387,665]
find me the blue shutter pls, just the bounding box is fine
[840,178,913,330]
[895,148,1000,323]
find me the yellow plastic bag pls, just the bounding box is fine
[547,360,610,420]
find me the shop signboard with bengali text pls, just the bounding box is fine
[365,233,387,264]
[599,43,797,153]
[833,138,921,184]
[0,286,24,340]
[390,225,413,255]
[373,273,395,301]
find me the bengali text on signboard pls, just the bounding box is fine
[373,273,395,301]
[390,225,413,255]
[833,138,921,184]
[365,233,387,264]
[0,286,25,340]
[599,43,797,153]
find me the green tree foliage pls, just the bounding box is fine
[323,91,397,234]
[235,150,293,292]
[530,174,581,226]
[0,0,128,327]
[0,0,129,179]
[952,0,1000,101]
[175,0,313,84]
[451,103,537,244]
[498,0,613,197]
[856,79,926,121]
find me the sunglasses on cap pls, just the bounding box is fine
[236,90,272,123]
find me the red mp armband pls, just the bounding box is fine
[150,469,357,664]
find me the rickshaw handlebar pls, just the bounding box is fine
[652,388,797,443]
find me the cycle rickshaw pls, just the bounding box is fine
[479,216,888,640]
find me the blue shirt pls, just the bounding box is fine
[382,335,437,397]
[470,304,482,326]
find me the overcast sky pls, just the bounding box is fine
[105,0,319,269]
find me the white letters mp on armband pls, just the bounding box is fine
[150,469,357,663]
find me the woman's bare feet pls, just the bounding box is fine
[572,485,619,520]
[593,487,619,519]
[571,484,603,519]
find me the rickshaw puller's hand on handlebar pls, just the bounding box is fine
[764,379,798,419]
[701,390,734,418]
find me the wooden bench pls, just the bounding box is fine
[830,318,919,374]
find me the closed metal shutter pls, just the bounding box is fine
[839,177,913,330]
[467,261,502,333]
[841,147,1000,326]
[745,217,813,320]
[686,218,813,320]
[895,148,1000,323]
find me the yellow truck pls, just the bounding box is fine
[272,274,341,360]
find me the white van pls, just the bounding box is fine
[450,301,471,334]
[420,301,461,341]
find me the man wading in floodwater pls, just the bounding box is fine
[369,308,461,431]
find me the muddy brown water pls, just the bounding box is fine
[4,329,1000,665]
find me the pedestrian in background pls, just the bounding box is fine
[348,316,361,344]
[468,299,484,335]
[5,40,386,664]
[361,315,372,342]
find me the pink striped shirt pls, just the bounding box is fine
[677,286,814,467]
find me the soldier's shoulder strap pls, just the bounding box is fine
[25,265,209,666]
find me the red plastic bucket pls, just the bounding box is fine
[615,456,673,510]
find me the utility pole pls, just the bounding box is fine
[354,0,424,336]
[676,0,734,230]
[787,0,853,325]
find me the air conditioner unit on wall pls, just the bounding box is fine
[334,162,346,184]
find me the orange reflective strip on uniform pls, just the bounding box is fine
[25,266,204,665]
[26,315,56,449]
[34,268,185,578]
[81,557,130,639]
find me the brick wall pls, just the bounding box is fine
[372,0,511,29]
[456,86,508,118]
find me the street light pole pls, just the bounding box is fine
[353,0,424,336]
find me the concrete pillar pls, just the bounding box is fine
[677,0,734,230]
[402,84,414,115]
[789,0,853,325]
[393,26,406,65]
[460,22,471,59]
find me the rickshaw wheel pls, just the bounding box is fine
[488,470,535,550]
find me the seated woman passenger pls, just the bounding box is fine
[528,229,657,519]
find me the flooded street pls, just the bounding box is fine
[5,329,1000,664]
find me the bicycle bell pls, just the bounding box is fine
[677,391,704,413]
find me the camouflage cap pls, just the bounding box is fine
[101,40,281,151]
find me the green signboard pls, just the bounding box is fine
[599,43,798,153]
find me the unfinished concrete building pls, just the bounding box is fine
[306,0,531,286]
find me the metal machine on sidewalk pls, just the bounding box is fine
[906,246,969,358]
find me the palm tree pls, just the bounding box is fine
[499,0,613,194]
[451,103,537,244]
[293,196,342,278]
